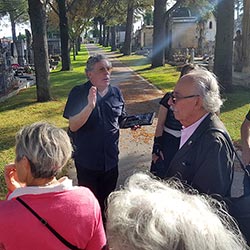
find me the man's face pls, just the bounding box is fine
[87,60,112,90]
[168,75,201,127]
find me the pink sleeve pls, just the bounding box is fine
[85,206,107,250]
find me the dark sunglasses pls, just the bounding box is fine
[169,91,200,104]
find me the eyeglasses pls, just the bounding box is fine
[169,92,200,104]
[93,66,112,74]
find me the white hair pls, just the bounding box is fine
[185,69,223,113]
[106,172,248,250]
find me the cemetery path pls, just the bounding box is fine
[66,43,244,197]
[68,43,163,188]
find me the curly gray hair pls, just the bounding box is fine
[15,122,73,178]
[106,172,247,250]
[85,54,112,73]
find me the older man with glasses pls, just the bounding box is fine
[63,54,127,221]
[165,68,234,197]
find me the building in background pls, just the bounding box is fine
[134,6,216,60]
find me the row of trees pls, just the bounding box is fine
[0,0,248,102]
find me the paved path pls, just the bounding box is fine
[85,44,163,188]
[68,43,244,197]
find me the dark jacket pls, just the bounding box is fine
[166,113,234,196]
[63,81,127,171]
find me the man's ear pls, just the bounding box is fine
[86,71,92,80]
[195,96,202,107]
[193,96,204,113]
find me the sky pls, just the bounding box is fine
[0,15,30,39]
[0,1,177,39]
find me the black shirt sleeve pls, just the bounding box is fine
[63,83,89,119]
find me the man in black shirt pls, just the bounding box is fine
[63,54,126,218]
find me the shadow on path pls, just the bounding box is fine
[68,44,244,197]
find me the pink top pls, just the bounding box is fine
[179,113,209,148]
[0,177,106,250]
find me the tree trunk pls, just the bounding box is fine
[152,0,166,68]
[242,0,250,72]
[105,26,110,47]
[103,22,106,46]
[25,29,33,64]
[165,16,171,61]
[72,40,76,61]
[28,0,51,102]
[9,13,18,60]
[111,26,117,51]
[123,2,134,55]
[213,0,234,92]
[77,36,81,52]
[99,21,103,45]
[57,0,71,71]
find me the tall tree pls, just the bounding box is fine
[213,0,234,92]
[56,0,71,71]
[94,0,127,50]
[152,0,167,67]
[123,1,134,55]
[28,0,51,102]
[122,0,153,55]
[48,0,101,67]
[67,0,96,60]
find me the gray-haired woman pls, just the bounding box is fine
[1,122,106,250]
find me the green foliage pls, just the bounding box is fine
[0,0,29,23]
[95,0,128,26]
[68,0,98,39]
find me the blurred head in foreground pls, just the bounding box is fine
[106,172,248,250]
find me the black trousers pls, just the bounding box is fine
[76,166,118,221]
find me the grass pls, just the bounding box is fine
[0,46,89,197]
[112,51,249,145]
[0,44,249,197]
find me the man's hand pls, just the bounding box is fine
[69,86,97,132]
[88,86,97,109]
[4,163,24,192]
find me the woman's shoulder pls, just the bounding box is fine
[66,187,100,207]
